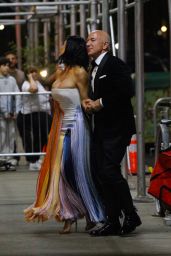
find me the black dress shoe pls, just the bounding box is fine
[120,211,142,235]
[89,222,121,236]
[85,221,96,231]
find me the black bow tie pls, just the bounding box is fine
[91,60,98,69]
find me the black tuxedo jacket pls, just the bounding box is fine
[91,52,136,138]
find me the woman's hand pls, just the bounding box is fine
[27,73,33,81]
[82,98,102,113]
[27,73,38,93]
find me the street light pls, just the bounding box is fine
[0,24,4,30]
[161,25,167,32]
[40,69,48,78]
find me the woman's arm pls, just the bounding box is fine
[75,67,89,100]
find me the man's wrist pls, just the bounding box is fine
[93,99,103,112]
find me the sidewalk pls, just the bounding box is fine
[0,165,171,256]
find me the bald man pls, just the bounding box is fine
[83,30,141,236]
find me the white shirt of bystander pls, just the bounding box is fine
[21,80,51,115]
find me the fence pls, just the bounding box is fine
[0,91,52,164]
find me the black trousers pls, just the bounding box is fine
[17,111,52,163]
[92,127,135,224]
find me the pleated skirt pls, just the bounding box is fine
[24,101,105,223]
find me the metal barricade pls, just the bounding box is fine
[153,97,171,161]
[0,91,52,161]
[152,97,171,217]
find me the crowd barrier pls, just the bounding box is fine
[0,91,52,161]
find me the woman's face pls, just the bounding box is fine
[30,71,38,80]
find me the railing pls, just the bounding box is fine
[0,91,52,160]
[153,97,171,140]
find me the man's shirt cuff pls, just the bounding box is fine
[99,98,104,107]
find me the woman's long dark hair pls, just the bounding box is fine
[57,35,89,71]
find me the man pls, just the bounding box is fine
[0,57,20,170]
[82,30,141,236]
[5,52,25,91]
[5,52,25,165]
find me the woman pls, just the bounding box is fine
[24,36,105,234]
[17,67,52,171]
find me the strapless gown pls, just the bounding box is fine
[24,88,105,223]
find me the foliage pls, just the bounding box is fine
[7,42,17,54]
[132,69,170,144]
[22,45,45,70]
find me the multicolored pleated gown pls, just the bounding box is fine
[24,88,105,224]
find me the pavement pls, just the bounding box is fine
[0,164,171,256]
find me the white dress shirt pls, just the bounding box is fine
[91,52,107,106]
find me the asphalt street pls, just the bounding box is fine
[0,165,171,256]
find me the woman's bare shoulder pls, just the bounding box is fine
[73,66,88,78]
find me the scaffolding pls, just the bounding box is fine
[0,0,170,200]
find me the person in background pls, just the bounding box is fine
[5,52,25,91]
[0,57,20,171]
[82,30,141,236]
[5,52,26,165]
[17,67,52,171]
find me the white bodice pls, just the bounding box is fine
[51,88,81,129]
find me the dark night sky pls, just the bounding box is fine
[0,3,16,56]
[126,0,169,58]
[0,26,16,55]
[144,0,169,57]
[0,0,169,60]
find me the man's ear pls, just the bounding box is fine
[103,42,109,50]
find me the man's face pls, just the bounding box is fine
[0,63,10,76]
[5,54,17,68]
[86,31,106,59]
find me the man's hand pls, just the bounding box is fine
[90,99,103,112]
[82,99,93,113]
[82,98,102,113]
